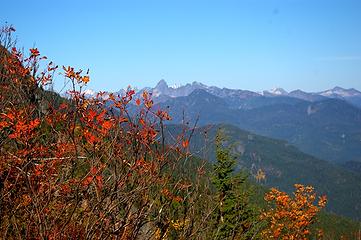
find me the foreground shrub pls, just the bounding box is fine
[0,26,214,239]
[261,184,327,240]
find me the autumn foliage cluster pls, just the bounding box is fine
[261,184,327,239]
[0,25,330,239]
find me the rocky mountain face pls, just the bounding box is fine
[131,80,361,109]
[133,79,261,105]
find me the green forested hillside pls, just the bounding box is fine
[165,123,361,221]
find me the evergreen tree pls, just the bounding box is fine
[212,129,258,240]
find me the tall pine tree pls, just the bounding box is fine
[212,129,258,240]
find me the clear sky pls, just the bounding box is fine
[1,0,361,93]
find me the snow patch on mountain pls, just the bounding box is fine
[319,87,361,98]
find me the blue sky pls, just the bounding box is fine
[1,0,361,92]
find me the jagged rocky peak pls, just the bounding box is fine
[155,79,169,91]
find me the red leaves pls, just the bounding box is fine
[61,184,72,195]
[34,164,44,176]
[82,167,103,190]
[82,176,93,187]
[0,112,15,129]
[90,166,98,175]
[30,48,40,57]
[87,109,97,121]
[128,89,135,96]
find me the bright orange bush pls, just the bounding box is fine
[261,184,327,240]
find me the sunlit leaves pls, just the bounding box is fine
[62,65,90,84]
[261,184,327,240]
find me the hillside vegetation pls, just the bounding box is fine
[165,124,361,221]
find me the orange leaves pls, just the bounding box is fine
[182,139,189,148]
[2,42,56,88]
[261,184,327,240]
[79,108,116,146]
[161,188,183,203]
[318,195,327,208]
[20,194,32,207]
[2,110,41,140]
[87,109,98,121]
[0,112,15,129]
[101,120,113,131]
[142,90,153,109]
[62,65,90,84]
[255,168,266,182]
[29,118,41,128]
[63,66,75,78]
[135,98,141,106]
[156,109,171,121]
[84,130,99,145]
[82,75,90,84]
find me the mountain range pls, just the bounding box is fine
[133,80,361,109]
[116,80,361,166]
[85,79,361,109]
[91,80,361,170]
